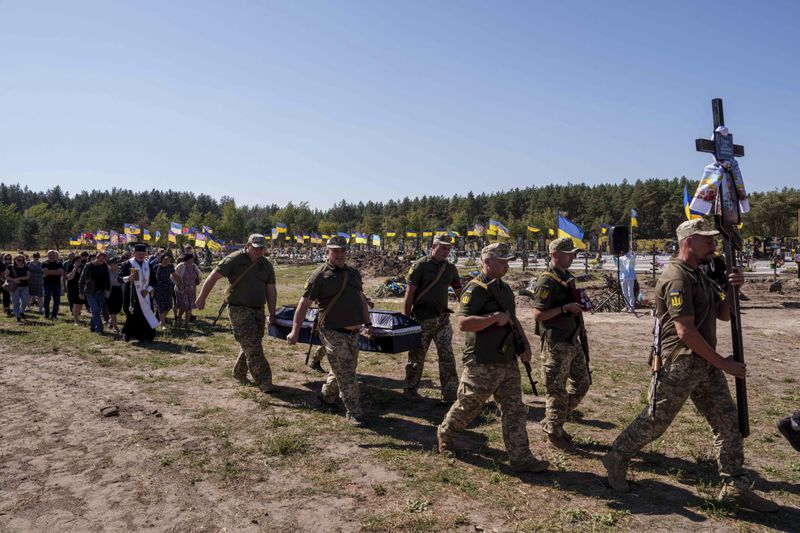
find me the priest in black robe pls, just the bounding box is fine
[120,244,159,342]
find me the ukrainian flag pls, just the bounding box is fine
[385,231,396,238]
[449,230,461,237]
[527,225,540,233]
[422,230,433,237]
[489,219,510,238]
[684,185,702,220]
[207,239,222,252]
[170,222,182,235]
[630,209,638,228]
[143,229,151,241]
[548,228,555,236]
[557,214,587,249]
[406,230,418,238]
[276,222,287,233]
[69,236,81,246]
[600,223,611,235]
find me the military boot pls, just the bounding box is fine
[346,412,366,428]
[547,433,577,453]
[602,451,630,493]
[307,360,326,373]
[437,429,455,458]
[510,456,549,474]
[258,381,276,394]
[777,413,800,452]
[718,483,779,513]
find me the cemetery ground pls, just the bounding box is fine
[1,264,798,532]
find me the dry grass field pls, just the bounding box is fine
[1,264,798,532]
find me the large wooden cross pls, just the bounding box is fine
[695,98,745,160]
[695,97,749,438]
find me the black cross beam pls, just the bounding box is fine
[695,98,745,159]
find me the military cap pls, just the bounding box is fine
[481,242,515,260]
[549,237,580,254]
[247,233,267,248]
[133,244,147,252]
[326,235,349,249]
[676,218,719,241]
[432,233,454,246]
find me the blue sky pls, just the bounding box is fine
[1,1,797,209]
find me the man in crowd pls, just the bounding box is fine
[402,233,462,402]
[287,236,373,427]
[531,238,591,452]
[196,234,277,393]
[120,244,159,342]
[602,219,778,513]
[437,243,549,473]
[42,250,63,320]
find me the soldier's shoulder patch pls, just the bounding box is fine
[461,291,472,305]
[303,278,311,290]
[538,286,550,300]
[669,289,682,309]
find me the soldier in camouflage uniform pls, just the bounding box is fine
[603,219,777,513]
[288,236,374,427]
[532,237,590,452]
[403,233,463,402]
[196,234,277,393]
[437,243,549,473]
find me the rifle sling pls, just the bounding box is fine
[318,270,349,327]
[412,260,447,305]
[225,258,262,299]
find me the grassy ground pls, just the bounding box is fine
[1,265,798,532]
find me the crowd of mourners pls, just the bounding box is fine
[0,245,210,337]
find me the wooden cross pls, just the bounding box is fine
[695,97,749,438]
[695,98,745,160]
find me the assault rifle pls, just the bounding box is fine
[487,280,538,396]
[648,317,662,417]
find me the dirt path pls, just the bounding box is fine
[1,286,799,532]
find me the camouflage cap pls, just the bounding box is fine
[432,233,454,246]
[481,242,515,261]
[676,218,719,241]
[247,233,267,248]
[549,237,580,254]
[326,235,349,249]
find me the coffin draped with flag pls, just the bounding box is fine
[268,306,423,353]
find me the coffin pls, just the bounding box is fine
[268,305,423,354]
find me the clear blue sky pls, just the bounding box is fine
[1,1,797,209]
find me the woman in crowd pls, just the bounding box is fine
[27,252,44,315]
[2,253,13,315]
[79,251,110,333]
[65,254,86,324]
[172,253,202,328]
[153,254,175,330]
[106,257,124,333]
[6,254,30,322]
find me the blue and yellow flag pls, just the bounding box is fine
[276,222,287,233]
[684,185,702,220]
[489,219,510,238]
[143,229,151,241]
[630,209,638,228]
[406,230,418,238]
[124,223,141,235]
[600,223,611,234]
[385,231,396,238]
[169,222,182,235]
[207,239,222,252]
[527,225,540,233]
[557,214,586,249]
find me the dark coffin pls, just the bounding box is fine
[268,305,423,354]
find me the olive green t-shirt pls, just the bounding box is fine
[303,262,365,329]
[656,258,724,358]
[532,265,580,342]
[457,273,516,365]
[215,250,276,308]
[407,255,461,320]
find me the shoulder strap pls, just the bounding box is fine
[227,258,261,293]
[413,260,448,304]
[319,270,349,326]
[541,271,569,288]
[485,278,514,319]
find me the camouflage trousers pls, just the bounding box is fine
[404,313,458,399]
[319,327,362,417]
[541,338,591,437]
[230,305,272,386]
[439,361,536,465]
[612,354,745,479]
